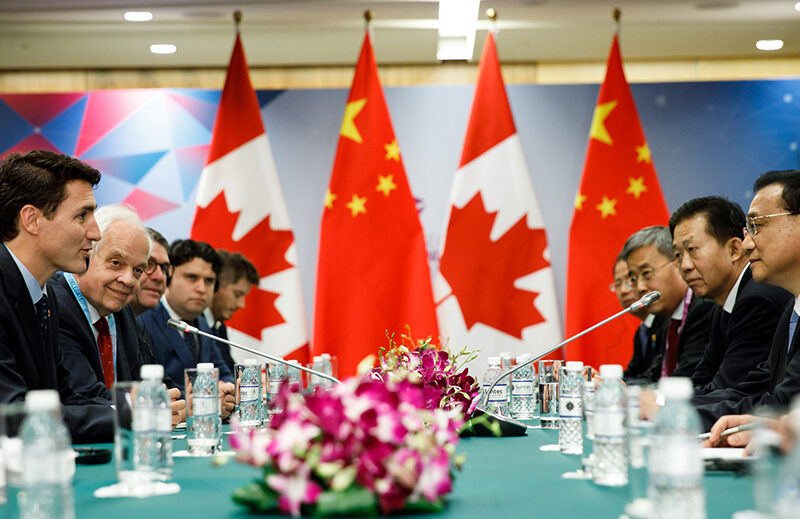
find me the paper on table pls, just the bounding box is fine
[701,448,757,460]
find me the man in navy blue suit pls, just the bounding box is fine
[138,239,235,417]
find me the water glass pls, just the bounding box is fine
[538,360,561,428]
[0,402,25,512]
[266,362,287,420]
[185,366,221,456]
[235,361,263,431]
[112,381,156,492]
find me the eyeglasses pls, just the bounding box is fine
[145,259,172,277]
[610,278,633,292]
[745,212,800,237]
[627,258,675,286]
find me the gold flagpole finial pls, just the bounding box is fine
[233,10,242,28]
[486,8,498,22]
[364,9,375,25]
[612,8,621,24]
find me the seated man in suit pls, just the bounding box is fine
[622,226,715,383]
[203,250,260,374]
[138,239,235,417]
[48,205,185,426]
[670,196,792,394]
[0,150,113,443]
[130,227,171,317]
[690,170,800,431]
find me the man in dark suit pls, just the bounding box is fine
[670,196,792,394]
[694,170,800,434]
[622,226,715,383]
[130,227,171,317]
[0,150,113,443]
[203,250,260,374]
[48,205,185,426]
[138,239,235,417]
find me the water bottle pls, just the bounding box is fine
[511,354,535,420]
[582,379,597,476]
[134,364,173,481]
[482,357,508,416]
[593,364,628,486]
[308,356,322,391]
[500,352,513,408]
[237,359,262,431]
[626,385,651,518]
[18,389,75,519]
[773,401,800,518]
[648,377,705,519]
[559,361,584,455]
[267,361,287,419]
[288,360,303,392]
[189,362,221,456]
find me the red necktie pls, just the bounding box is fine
[661,318,681,377]
[94,317,115,389]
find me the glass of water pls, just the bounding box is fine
[112,381,156,493]
[235,360,263,431]
[185,365,221,456]
[538,360,561,429]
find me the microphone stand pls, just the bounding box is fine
[467,291,661,437]
[167,318,341,385]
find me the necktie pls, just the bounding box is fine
[94,317,115,389]
[184,319,200,364]
[661,318,681,378]
[637,323,650,356]
[36,293,49,341]
[788,311,799,353]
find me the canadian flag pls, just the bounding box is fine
[435,32,562,375]
[191,33,308,362]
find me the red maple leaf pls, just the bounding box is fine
[192,192,296,338]
[439,192,550,339]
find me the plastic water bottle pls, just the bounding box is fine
[189,362,221,456]
[319,353,334,388]
[237,359,262,430]
[559,361,584,455]
[134,364,173,481]
[511,354,535,420]
[775,404,800,518]
[267,361,287,419]
[593,364,628,486]
[308,356,322,391]
[18,389,75,519]
[582,379,597,476]
[288,360,303,392]
[648,377,705,519]
[483,357,508,416]
[626,385,652,518]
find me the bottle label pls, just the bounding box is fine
[240,385,259,403]
[193,395,217,417]
[594,408,625,438]
[133,408,153,432]
[559,395,583,418]
[158,408,172,432]
[649,438,703,477]
[484,383,507,403]
[511,380,534,397]
[22,449,74,484]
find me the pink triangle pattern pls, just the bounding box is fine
[75,90,155,157]
[1,132,61,160]
[166,92,218,132]
[122,188,181,221]
[0,93,85,127]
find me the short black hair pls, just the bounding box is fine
[753,170,800,212]
[168,239,221,284]
[0,150,101,242]
[216,250,260,288]
[669,196,745,245]
[146,227,169,252]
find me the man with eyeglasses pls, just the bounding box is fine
[691,170,800,433]
[670,196,791,395]
[622,226,715,383]
[130,227,172,316]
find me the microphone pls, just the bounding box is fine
[166,318,341,385]
[467,291,661,437]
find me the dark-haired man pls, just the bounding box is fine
[671,196,792,394]
[204,250,260,373]
[130,228,171,317]
[0,150,113,443]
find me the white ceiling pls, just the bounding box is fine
[0,0,798,69]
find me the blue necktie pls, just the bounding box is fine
[637,323,650,356]
[36,294,49,341]
[788,311,799,353]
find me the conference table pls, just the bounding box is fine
[31,422,752,518]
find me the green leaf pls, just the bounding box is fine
[312,487,378,517]
[231,480,278,513]
[404,497,445,513]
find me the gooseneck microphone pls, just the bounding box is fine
[470,291,661,437]
[166,318,341,385]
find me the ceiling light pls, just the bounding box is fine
[436,0,481,61]
[124,11,153,22]
[795,1,800,12]
[150,44,177,55]
[756,39,784,51]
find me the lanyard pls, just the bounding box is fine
[64,273,117,371]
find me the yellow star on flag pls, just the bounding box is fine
[589,100,618,146]
[346,194,367,217]
[340,98,367,143]
[636,142,652,163]
[596,196,618,219]
[574,192,588,210]
[626,177,648,199]
[324,189,338,209]
[376,174,397,197]
[384,140,400,161]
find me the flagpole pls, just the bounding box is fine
[364,9,375,42]
[613,7,621,36]
[233,9,242,33]
[486,8,498,36]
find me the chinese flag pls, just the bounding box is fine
[436,32,562,375]
[191,33,309,363]
[313,31,438,377]
[565,34,669,368]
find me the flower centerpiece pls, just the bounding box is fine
[229,375,465,517]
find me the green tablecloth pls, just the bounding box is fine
[51,427,756,517]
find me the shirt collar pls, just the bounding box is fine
[87,301,102,325]
[161,296,184,322]
[643,314,656,328]
[793,295,800,317]
[722,264,750,314]
[203,307,221,330]
[4,244,45,304]
[670,288,691,320]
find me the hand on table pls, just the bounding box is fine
[219,381,235,419]
[702,414,756,449]
[167,387,186,429]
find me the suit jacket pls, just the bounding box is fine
[694,299,800,430]
[48,274,167,400]
[691,269,792,394]
[624,315,666,382]
[639,293,715,383]
[210,321,237,375]
[137,302,234,390]
[0,246,113,443]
